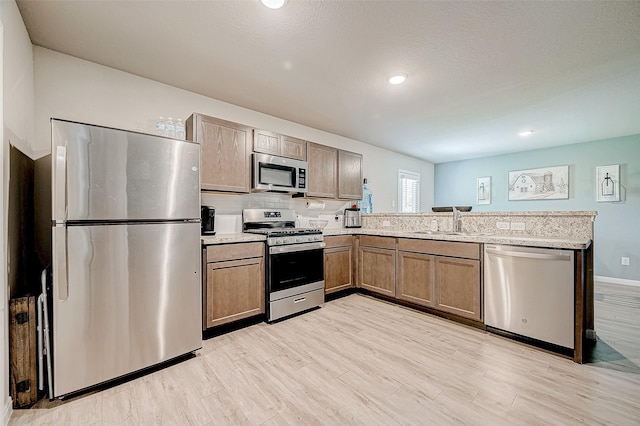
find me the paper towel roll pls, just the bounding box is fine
[306,200,325,210]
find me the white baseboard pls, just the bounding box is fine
[595,275,640,288]
[2,397,12,426]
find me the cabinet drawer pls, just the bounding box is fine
[324,235,353,248]
[359,235,396,250]
[206,242,264,263]
[397,238,480,260]
[270,288,324,322]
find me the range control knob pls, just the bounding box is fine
[276,238,285,245]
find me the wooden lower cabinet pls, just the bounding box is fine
[434,256,481,321]
[395,238,482,321]
[396,251,435,307]
[324,235,355,294]
[204,243,265,329]
[358,236,396,297]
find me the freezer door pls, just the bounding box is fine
[52,120,200,221]
[51,222,202,397]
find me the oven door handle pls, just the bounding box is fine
[269,242,325,254]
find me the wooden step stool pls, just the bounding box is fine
[9,296,37,407]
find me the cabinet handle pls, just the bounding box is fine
[293,297,306,304]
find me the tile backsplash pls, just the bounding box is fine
[201,192,352,233]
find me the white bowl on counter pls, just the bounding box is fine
[309,219,329,229]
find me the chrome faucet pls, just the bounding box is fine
[452,206,462,232]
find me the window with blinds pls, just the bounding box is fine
[398,170,420,213]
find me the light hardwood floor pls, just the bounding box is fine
[10,282,640,425]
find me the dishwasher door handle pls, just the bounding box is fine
[485,248,572,262]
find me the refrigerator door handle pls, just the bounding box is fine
[54,227,69,301]
[54,145,66,222]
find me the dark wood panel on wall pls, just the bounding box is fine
[34,154,52,274]
[8,145,37,298]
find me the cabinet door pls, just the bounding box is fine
[307,142,338,198]
[206,258,265,328]
[253,129,281,156]
[324,246,353,294]
[397,251,435,307]
[338,150,363,200]
[358,246,396,296]
[435,257,481,321]
[191,115,252,193]
[280,135,307,161]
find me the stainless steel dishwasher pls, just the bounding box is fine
[484,244,574,349]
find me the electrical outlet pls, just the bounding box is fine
[383,220,391,227]
[430,220,438,231]
[511,222,526,231]
[621,257,630,266]
[496,221,510,230]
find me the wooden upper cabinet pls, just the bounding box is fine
[253,130,307,161]
[253,129,280,156]
[280,135,307,160]
[307,142,338,198]
[338,150,363,200]
[186,114,252,193]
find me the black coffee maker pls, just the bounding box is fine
[201,206,216,235]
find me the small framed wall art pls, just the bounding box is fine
[476,176,491,205]
[596,164,620,202]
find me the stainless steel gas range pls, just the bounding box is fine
[243,209,325,322]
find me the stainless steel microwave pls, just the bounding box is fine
[252,153,308,193]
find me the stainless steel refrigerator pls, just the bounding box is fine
[41,119,202,398]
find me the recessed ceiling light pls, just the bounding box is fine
[518,130,535,136]
[261,0,286,9]
[387,73,407,85]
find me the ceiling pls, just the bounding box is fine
[16,0,640,163]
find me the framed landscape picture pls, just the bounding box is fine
[508,165,569,201]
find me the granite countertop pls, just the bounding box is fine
[201,233,266,245]
[203,229,590,249]
[323,228,590,249]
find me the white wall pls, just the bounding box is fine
[2,0,36,421]
[33,47,434,213]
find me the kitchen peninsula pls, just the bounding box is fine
[202,210,596,363]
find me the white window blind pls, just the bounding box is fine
[398,170,420,213]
